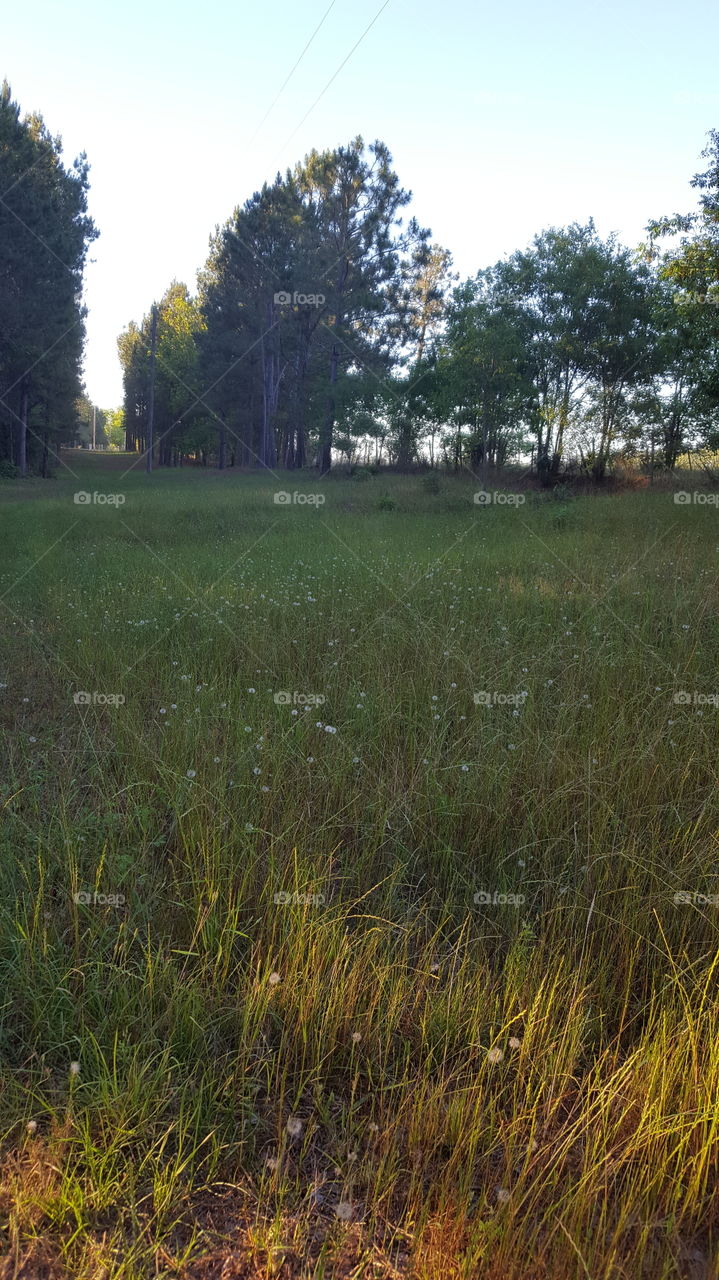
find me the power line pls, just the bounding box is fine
[277,0,391,158]
[248,0,339,145]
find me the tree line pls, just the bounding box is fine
[1,75,717,479]
[119,132,719,478]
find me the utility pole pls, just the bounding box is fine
[146,305,158,473]
[91,405,96,451]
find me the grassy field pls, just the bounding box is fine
[1,453,718,1279]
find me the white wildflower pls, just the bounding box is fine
[286,1116,303,1140]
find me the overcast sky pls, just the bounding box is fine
[3,0,718,406]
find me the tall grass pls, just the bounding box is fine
[0,457,717,1277]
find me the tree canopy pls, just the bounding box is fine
[0,81,97,475]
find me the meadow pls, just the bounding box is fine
[0,454,718,1279]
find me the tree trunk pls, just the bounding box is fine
[320,343,338,473]
[290,347,308,469]
[18,379,29,476]
[396,408,415,470]
[260,318,279,469]
[319,256,349,474]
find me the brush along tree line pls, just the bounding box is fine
[1,77,718,477]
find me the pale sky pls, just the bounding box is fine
[3,0,719,407]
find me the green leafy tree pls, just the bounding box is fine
[646,131,719,444]
[432,269,534,471]
[574,241,660,479]
[103,407,126,451]
[119,283,205,465]
[384,243,454,467]
[496,222,612,477]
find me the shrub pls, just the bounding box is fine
[421,473,442,496]
[552,482,575,502]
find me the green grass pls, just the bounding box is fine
[0,454,718,1278]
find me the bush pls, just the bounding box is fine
[0,460,19,479]
[552,482,575,502]
[421,473,442,496]
[378,494,396,511]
